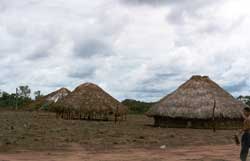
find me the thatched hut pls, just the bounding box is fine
[147,75,247,129]
[55,83,128,121]
[28,88,70,111]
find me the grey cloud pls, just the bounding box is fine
[1,0,250,102]
[126,72,181,101]
[223,80,248,93]
[174,38,193,47]
[46,82,68,88]
[165,1,222,25]
[26,49,50,60]
[68,67,96,79]
[121,0,176,6]
[21,43,52,61]
[0,79,6,86]
[155,73,179,78]
[198,24,223,34]
[0,0,7,12]
[167,10,186,25]
[130,88,165,94]
[166,9,198,26]
[198,16,246,34]
[127,89,167,102]
[120,0,210,7]
[73,39,112,59]
[121,0,215,10]
[141,73,179,85]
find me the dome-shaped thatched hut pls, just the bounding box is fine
[147,75,247,129]
[54,83,128,121]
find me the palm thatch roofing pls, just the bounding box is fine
[44,88,71,103]
[147,75,247,119]
[28,88,71,110]
[56,83,127,115]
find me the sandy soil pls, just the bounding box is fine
[0,144,240,161]
[0,111,243,161]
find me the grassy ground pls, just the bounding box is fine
[0,111,238,153]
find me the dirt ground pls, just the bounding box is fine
[0,111,242,161]
[0,144,241,161]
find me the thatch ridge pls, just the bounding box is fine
[147,75,247,119]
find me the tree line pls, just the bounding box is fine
[1,86,249,112]
[122,99,155,114]
[0,86,43,109]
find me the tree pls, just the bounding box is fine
[17,86,31,98]
[34,90,42,100]
[237,95,250,106]
[238,95,243,100]
[12,85,33,109]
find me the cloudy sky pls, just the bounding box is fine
[0,0,250,101]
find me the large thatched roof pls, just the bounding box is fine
[56,83,127,114]
[147,75,247,119]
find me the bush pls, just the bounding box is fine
[122,99,155,115]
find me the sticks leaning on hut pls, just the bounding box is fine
[212,99,216,132]
[114,105,128,124]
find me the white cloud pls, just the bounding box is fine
[0,0,250,101]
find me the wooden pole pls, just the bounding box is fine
[15,88,18,110]
[212,99,216,132]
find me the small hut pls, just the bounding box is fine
[55,83,128,121]
[28,88,70,111]
[147,75,247,129]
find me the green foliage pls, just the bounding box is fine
[122,99,155,114]
[0,92,15,108]
[237,95,250,106]
[247,100,250,106]
[40,102,50,111]
[0,85,33,109]
[0,92,32,109]
[17,86,31,98]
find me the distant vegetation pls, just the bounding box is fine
[1,85,249,112]
[122,99,155,114]
[0,86,41,109]
[237,96,250,106]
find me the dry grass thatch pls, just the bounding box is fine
[44,88,71,103]
[28,88,70,110]
[54,83,128,121]
[147,75,247,119]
